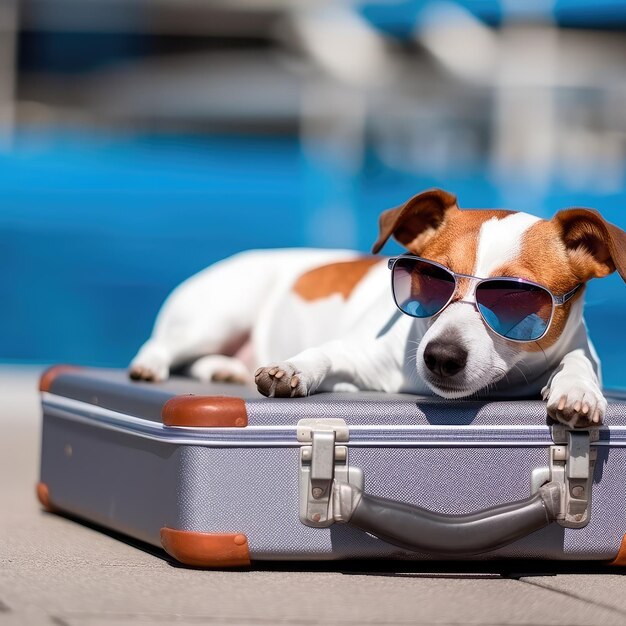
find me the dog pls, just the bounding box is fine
[129,189,625,427]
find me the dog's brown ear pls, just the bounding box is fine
[554,208,626,282]
[371,189,458,254]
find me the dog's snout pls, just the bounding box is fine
[423,341,468,378]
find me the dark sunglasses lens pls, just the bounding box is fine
[392,258,456,318]
[476,280,553,341]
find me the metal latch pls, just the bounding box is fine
[297,418,364,527]
[550,427,598,528]
[532,426,598,528]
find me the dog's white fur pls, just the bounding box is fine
[130,199,618,427]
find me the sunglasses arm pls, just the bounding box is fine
[554,284,583,306]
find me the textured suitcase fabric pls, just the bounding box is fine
[38,366,626,566]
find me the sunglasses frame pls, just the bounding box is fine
[388,255,582,343]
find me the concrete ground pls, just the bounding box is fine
[2,366,626,626]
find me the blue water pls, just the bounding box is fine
[1,131,625,388]
[359,0,626,37]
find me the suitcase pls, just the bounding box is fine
[38,365,626,568]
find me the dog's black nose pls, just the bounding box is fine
[423,341,467,378]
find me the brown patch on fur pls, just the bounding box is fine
[555,208,626,282]
[513,208,626,351]
[494,220,584,352]
[381,209,516,311]
[419,210,515,285]
[380,194,625,354]
[372,189,459,254]
[420,211,583,351]
[293,257,381,301]
[506,210,626,351]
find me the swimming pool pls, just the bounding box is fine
[1,132,624,388]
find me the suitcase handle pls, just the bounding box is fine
[332,480,562,555]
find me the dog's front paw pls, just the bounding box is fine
[129,343,171,382]
[255,362,309,398]
[188,355,250,384]
[543,377,606,427]
[129,362,169,382]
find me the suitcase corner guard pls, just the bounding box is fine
[297,418,598,556]
[36,481,56,512]
[160,528,251,568]
[39,364,82,393]
[162,396,248,428]
[608,534,626,567]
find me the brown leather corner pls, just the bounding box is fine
[160,528,251,568]
[162,395,248,428]
[36,482,55,512]
[609,534,626,566]
[39,365,81,392]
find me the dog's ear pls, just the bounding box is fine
[371,189,458,254]
[554,208,626,282]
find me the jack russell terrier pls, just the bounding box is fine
[129,189,626,427]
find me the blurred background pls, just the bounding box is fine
[1,0,625,387]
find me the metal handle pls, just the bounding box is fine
[333,481,562,556]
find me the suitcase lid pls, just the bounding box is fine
[40,366,626,447]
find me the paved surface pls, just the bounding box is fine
[2,366,626,626]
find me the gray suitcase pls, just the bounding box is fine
[38,365,626,568]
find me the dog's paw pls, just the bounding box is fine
[254,362,309,398]
[129,356,169,382]
[188,355,250,385]
[129,343,170,382]
[129,363,168,382]
[543,377,606,427]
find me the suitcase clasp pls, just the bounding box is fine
[546,427,599,528]
[297,419,364,527]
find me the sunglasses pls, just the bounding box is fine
[388,255,582,343]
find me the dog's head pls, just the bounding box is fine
[373,189,626,398]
